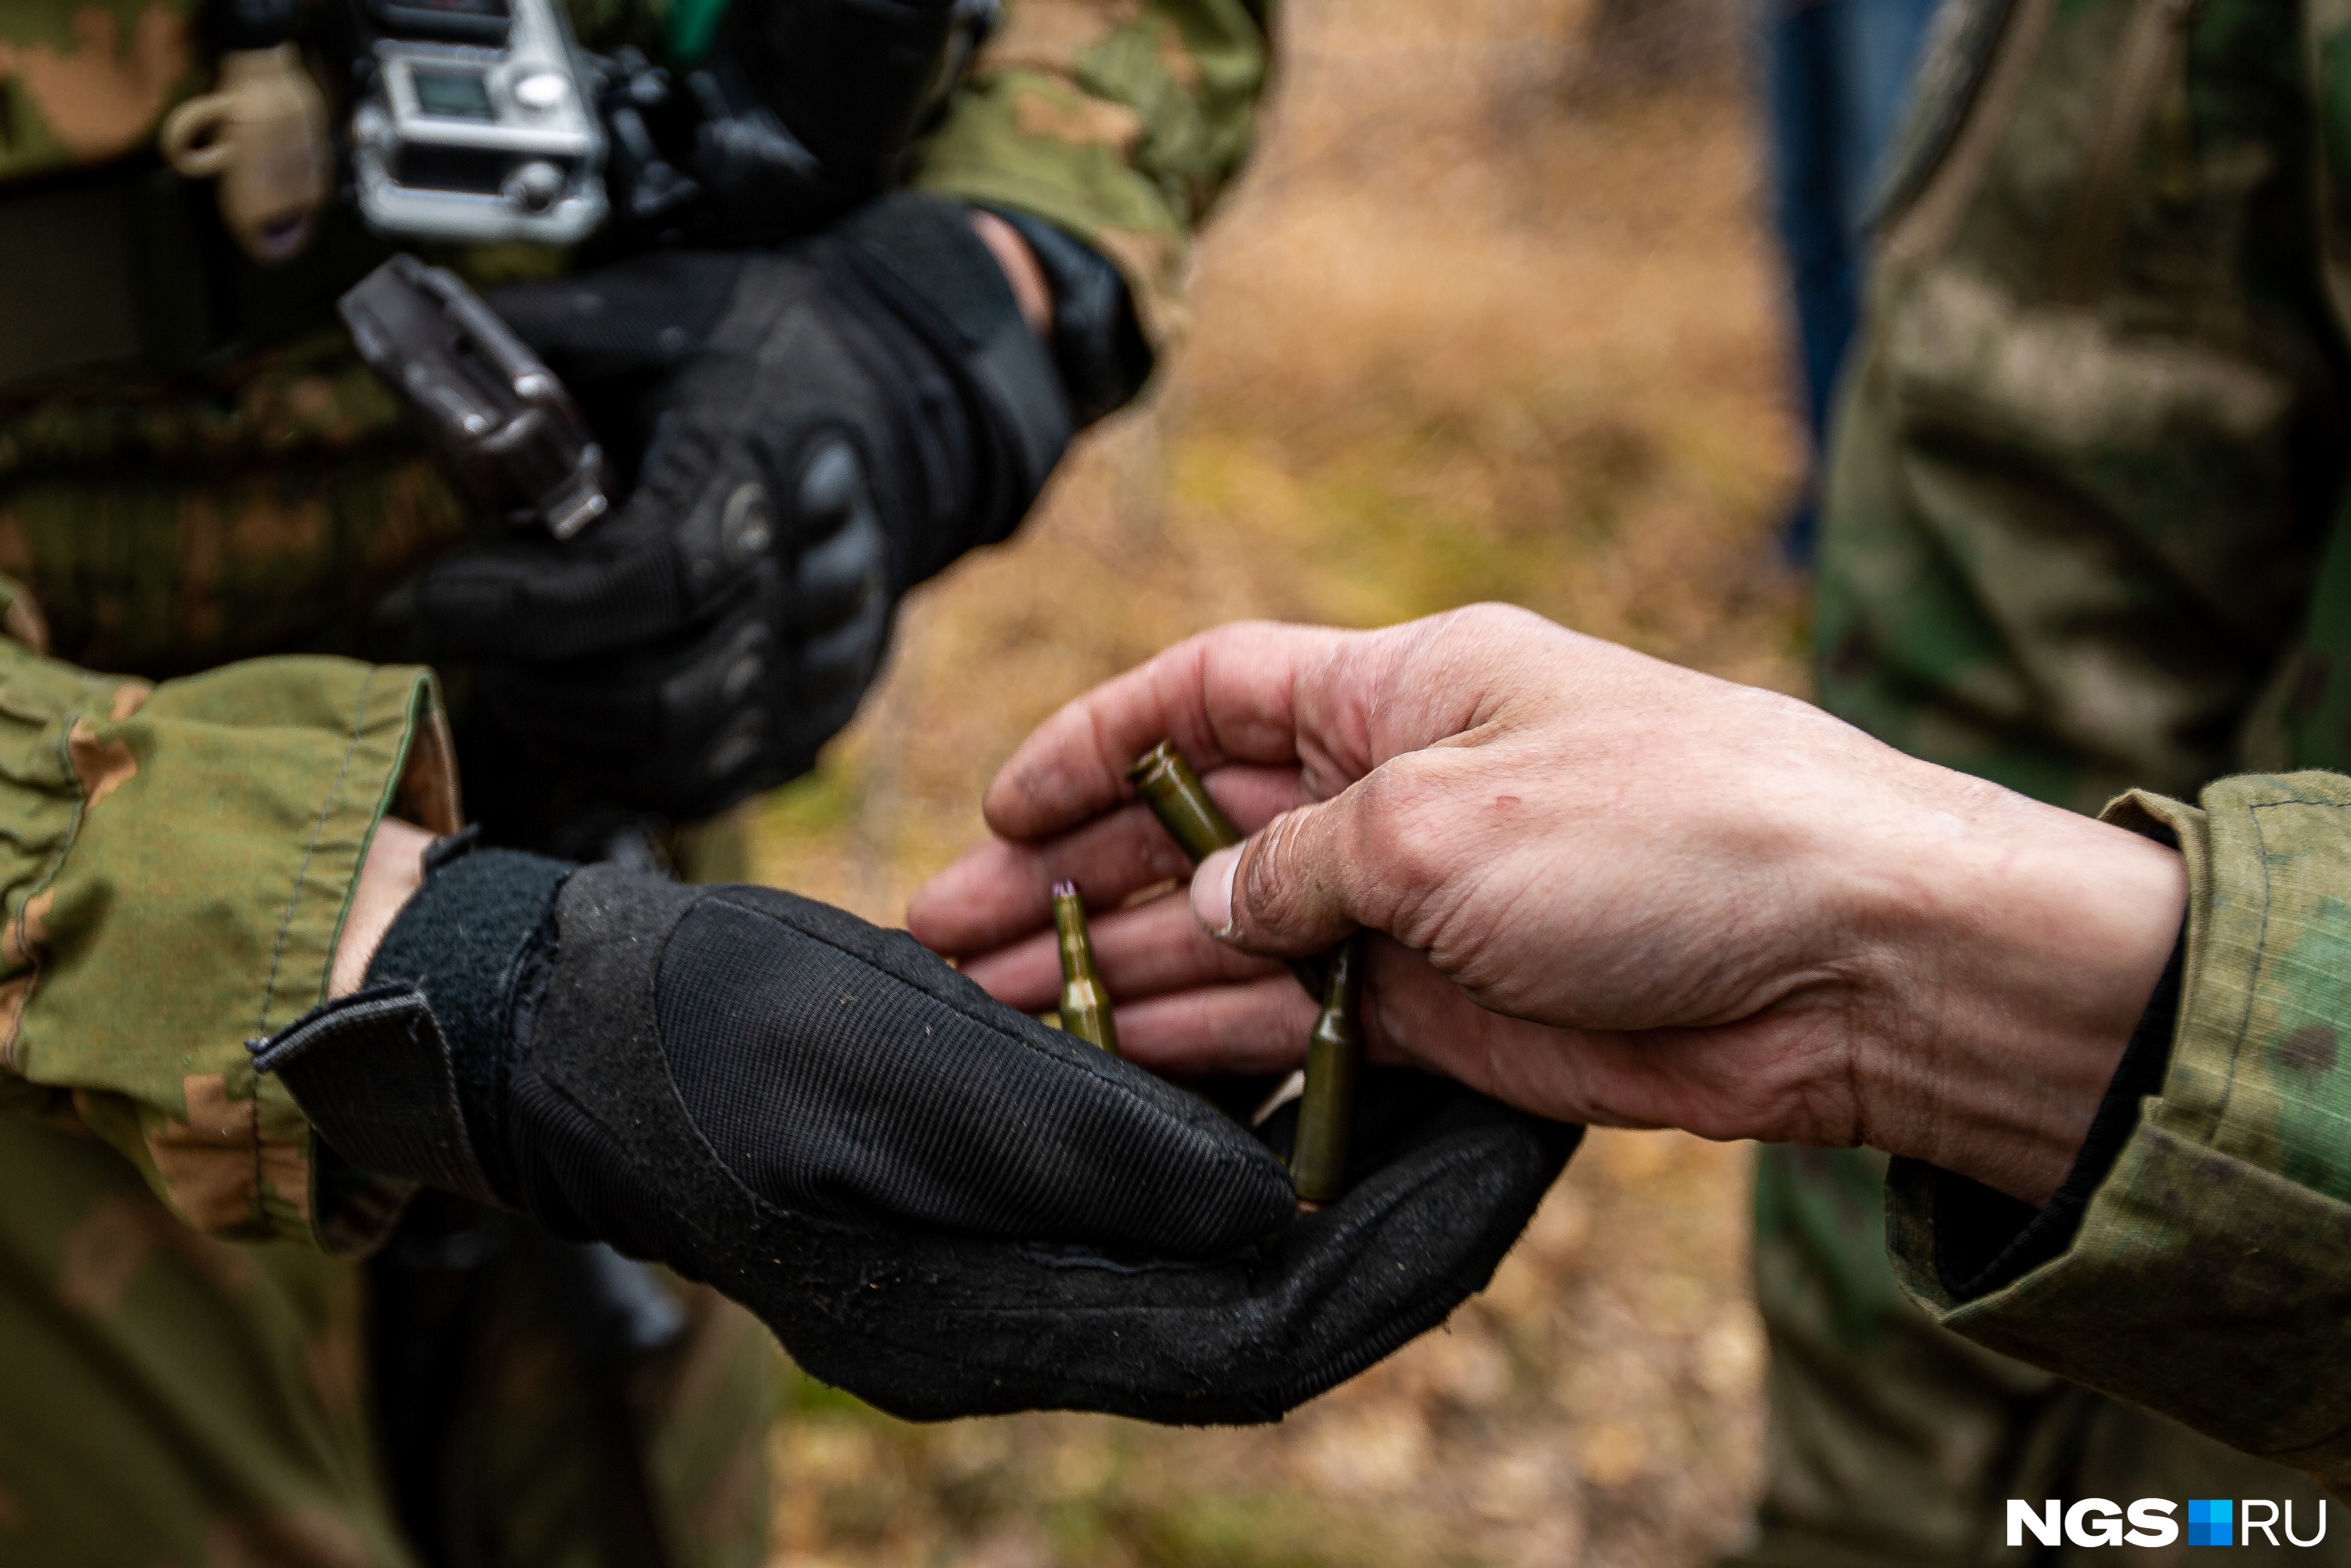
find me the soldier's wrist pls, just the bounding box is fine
[330,817,434,998]
[255,835,575,1212]
[976,206,1156,425]
[1913,925,2185,1298]
[1842,795,2186,1208]
[970,209,1053,338]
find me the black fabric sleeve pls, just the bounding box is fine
[1922,927,2186,1299]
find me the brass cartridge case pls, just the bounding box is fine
[1051,881,1120,1055]
[1126,738,1243,864]
[1127,738,1326,997]
[1126,737,1358,1201]
[1288,931,1364,1208]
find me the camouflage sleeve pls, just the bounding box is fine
[1884,770,2351,1488]
[0,635,460,1255]
[908,0,1272,342]
[1814,0,2342,817]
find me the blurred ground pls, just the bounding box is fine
[747,0,1809,1561]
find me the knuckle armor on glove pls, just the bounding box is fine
[252,836,1578,1424]
[409,193,1073,820]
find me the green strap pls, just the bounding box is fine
[662,0,733,65]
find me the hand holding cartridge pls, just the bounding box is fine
[913,603,2186,1210]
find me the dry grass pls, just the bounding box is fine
[748,1,1809,1561]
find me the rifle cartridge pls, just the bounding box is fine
[1126,738,1244,864]
[1288,931,1364,1208]
[1127,738,1327,997]
[1051,881,1121,1055]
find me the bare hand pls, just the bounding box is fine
[908,605,2186,1205]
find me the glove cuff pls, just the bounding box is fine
[251,833,574,1205]
[251,983,507,1207]
[981,207,1155,427]
[831,191,1073,549]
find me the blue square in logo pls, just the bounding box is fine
[2189,1498,2233,1546]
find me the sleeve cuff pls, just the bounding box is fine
[2,654,462,1253]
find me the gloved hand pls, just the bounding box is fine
[252,836,1576,1423]
[406,192,1072,821]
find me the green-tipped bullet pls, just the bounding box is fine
[1288,931,1364,1208]
[1052,881,1120,1055]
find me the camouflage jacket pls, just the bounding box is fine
[1820,0,2351,1487]
[0,0,1270,1251]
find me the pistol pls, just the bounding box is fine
[340,254,610,541]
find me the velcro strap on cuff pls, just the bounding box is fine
[832,190,1072,516]
[983,207,1154,427]
[251,983,506,1207]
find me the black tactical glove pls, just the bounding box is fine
[252,837,1578,1423]
[406,192,1071,822]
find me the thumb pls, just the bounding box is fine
[1190,798,1367,957]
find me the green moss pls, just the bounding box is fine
[760,759,859,841]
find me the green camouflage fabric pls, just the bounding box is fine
[0,1115,776,1567]
[1731,1146,2348,1566]
[910,0,1270,344]
[1818,0,2336,815]
[0,0,201,183]
[0,638,456,1252]
[0,331,476,677]
[0,1117,411,1568]
[1771,0,2351,1539]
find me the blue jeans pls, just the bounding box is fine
[1761,0,1943,564]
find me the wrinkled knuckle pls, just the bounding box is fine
[1446,600,1539,641]
[1455,600,1520,630]
[1349,770,1451,899]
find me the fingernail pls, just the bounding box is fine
[1192,846,1240,936]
